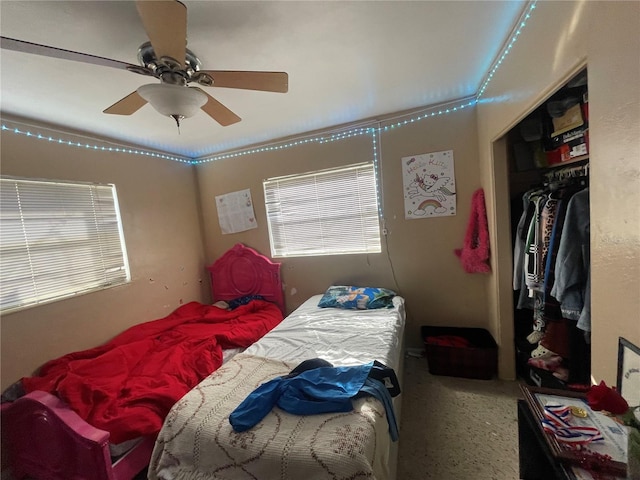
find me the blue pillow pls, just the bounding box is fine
[317,286,396,310]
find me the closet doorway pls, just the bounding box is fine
[494,67,591,389]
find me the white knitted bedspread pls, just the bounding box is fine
[149,353,392,480]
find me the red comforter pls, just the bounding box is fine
[22,300,283,443]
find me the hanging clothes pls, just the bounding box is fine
[538,185,583,359]
[514,188,544,310]
[512,171,590,385]
[550,188,591,331]
[524,193,548,297]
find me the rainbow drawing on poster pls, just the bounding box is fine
[414,198,446,216]
[402,150,456,219]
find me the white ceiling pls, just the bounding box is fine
[1,1,526,159]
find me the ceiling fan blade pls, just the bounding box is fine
[103,91,148,115]
[1,36,139,71]
[136,0,187,66]
[194,88,241,126]
[199,71,289,93]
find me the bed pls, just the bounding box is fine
[1,243,285,480]
[148,287,406,480]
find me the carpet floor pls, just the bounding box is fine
[396,355,523,479]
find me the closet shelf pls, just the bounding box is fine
[544,154,589,169]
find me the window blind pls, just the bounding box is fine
[0,178,130,312]
[263,163,381,257]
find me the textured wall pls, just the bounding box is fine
[1,128,207,390]
[476,1,640,382]
[196,107,488,351]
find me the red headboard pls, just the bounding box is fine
[206,243,284,314]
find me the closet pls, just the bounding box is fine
[507,68,591,390]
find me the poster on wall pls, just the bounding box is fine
[402,150,457,219]
[215,188,258,234]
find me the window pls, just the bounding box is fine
[0,177,130,312]
[263,163,381,257]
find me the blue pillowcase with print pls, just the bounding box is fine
[317,286,396,310]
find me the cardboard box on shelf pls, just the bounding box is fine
[551,103,584,137]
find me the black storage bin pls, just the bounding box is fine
[421,326,498,380]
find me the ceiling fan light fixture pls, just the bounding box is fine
[137,83,207,120]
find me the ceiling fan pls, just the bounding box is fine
[0,0,288,128]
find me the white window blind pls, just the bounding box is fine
[263,163,381,257]
[0,178,130,312]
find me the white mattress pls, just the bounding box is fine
[149,294,407,480]
[244,294,406,372]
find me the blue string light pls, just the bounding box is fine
[477,1,537,100]
[370,127,384,218]
[2,1,536,165]
[1,124,191,164]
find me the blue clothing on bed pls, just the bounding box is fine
[229,361,399,441]
[358,377,399,441]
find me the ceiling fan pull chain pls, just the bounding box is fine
[171,114,182,133]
